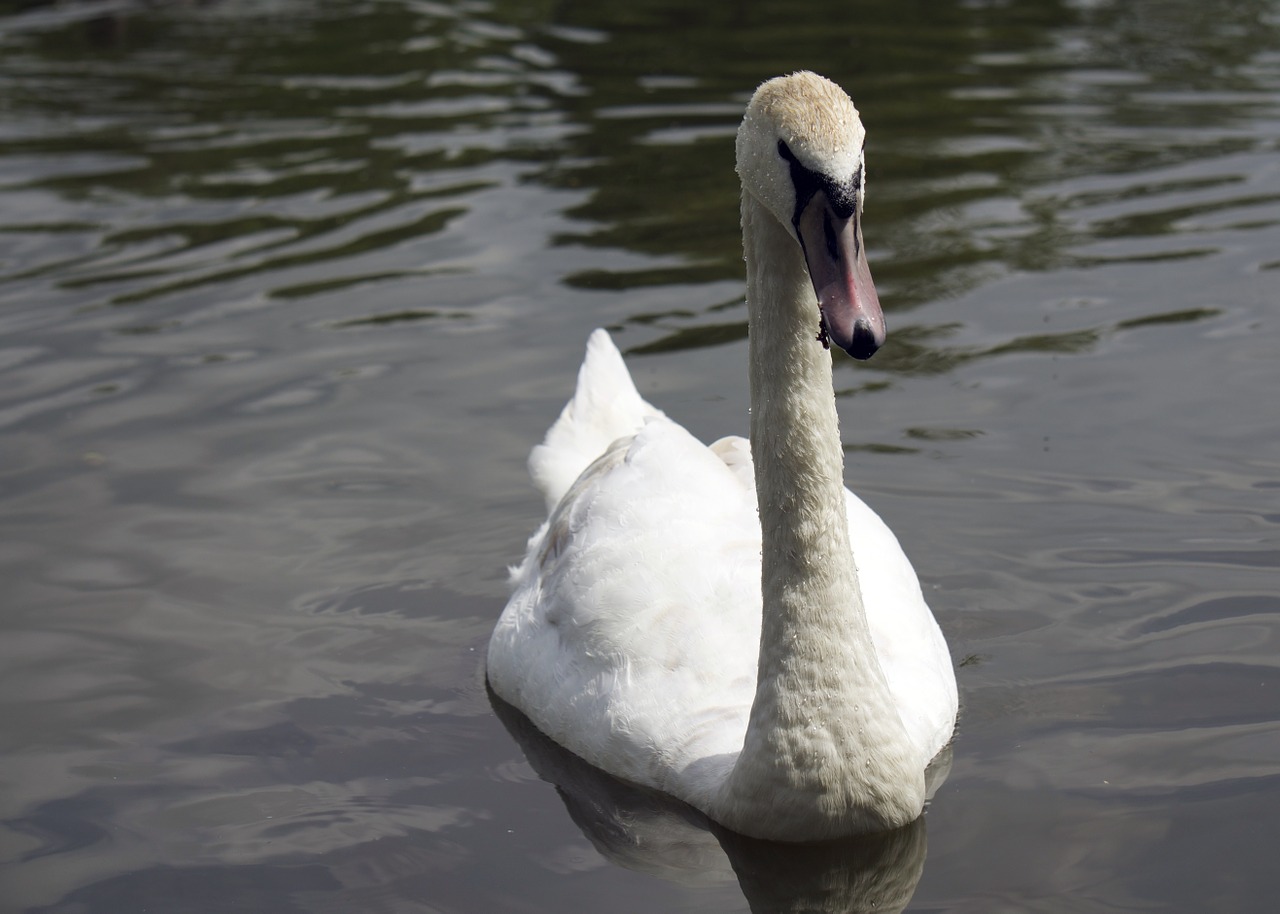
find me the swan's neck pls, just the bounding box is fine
[713,191,924,840]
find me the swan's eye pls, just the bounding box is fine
[778,140,821,227]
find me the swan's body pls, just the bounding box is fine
[488,72,957,842]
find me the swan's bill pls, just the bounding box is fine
[796,188,885,360]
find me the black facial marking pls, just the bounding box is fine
[777,139,859,227]
[823,210,838,260]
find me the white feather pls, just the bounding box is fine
[528,328,664,512]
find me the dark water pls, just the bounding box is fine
[1,0,1278,910]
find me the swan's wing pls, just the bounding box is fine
[529,329,664,511]
[708,435,754,491]
[491,416,763,800]
[845,490,958,761]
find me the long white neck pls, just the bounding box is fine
[711,190,925,840]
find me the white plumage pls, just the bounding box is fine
[488,72,957,842]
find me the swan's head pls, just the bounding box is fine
[736,72,884,360]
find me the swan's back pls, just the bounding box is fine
[492,384,763,801]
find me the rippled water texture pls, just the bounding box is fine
[1,0,1279,910]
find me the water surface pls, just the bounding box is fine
[1,0,1279,910]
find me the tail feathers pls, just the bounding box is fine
[529,329,663,510]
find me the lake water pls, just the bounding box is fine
[1,0,1278,911]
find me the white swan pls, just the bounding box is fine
[488,72,957,842]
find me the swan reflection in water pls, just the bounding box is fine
[491,688,951,914]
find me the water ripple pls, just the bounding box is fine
[0,1,1278,911]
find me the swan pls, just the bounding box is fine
[488,71,958,842]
